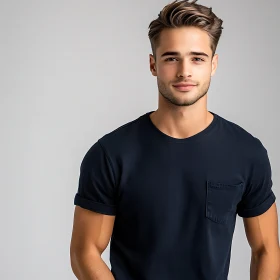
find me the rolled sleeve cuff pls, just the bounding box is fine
[74,193,117,216]
[237,192,276,218]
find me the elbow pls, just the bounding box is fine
[70,248,82,279]
[252,247,280,276]
[70,245,101,272]
[70,244,77,268]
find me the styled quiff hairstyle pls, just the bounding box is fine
[148,0,223,60]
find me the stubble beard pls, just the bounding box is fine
[157,78,211,107]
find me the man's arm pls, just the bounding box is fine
[243,202,280,279]
[70,206,116,280]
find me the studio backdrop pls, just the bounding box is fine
[1,0,279,279]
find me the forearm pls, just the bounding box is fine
[71,252,115,280]
[250,250,280,280]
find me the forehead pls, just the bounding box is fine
[157,26,212,56]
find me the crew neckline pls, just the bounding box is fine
[144,110,219,143]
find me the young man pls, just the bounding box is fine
[70,0,280,279]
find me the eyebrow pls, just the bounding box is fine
[160,51,209,58]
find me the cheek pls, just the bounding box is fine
[157,64,177,77]
[158,67,171,78]
[195,66,212,80]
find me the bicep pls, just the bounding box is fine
[70,205,116,256]
[243,202,279,254]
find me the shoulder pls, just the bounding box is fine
[98,113,145,147]
[217,113,266,154]
[215,116,267,165]
[80,113,146,173]
[88,112,150,161]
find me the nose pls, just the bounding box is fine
[177,60,192,78]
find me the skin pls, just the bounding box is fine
[149,26,218,139]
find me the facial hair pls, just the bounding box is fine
[157,77,211,106]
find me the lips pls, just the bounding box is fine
[173,84,196,91]
[173,83,196,87]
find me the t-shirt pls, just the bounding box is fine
[74,110,276,280]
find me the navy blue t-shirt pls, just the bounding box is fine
[74,111,276,280]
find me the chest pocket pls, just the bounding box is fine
[206,181,245,225]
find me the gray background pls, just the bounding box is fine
[1,0,279,279]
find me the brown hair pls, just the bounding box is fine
[148,0,223,60]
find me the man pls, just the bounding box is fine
[70,0,280,279]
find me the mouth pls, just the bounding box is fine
[173,85,196,91]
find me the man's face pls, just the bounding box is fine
[150,26,218,106]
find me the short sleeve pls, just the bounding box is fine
[237,139,276,218]
[74,140,117,215]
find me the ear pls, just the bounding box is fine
[211,54,218,77]
[149,54,157,77]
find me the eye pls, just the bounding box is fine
[192,57,204,62]
[165,57,178,62]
